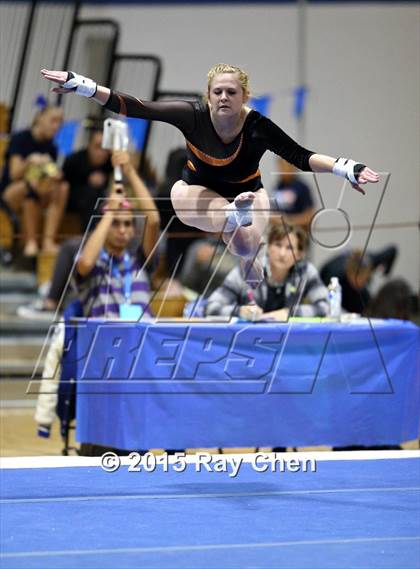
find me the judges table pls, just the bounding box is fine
[73,318,419,450]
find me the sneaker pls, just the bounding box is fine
[38,281,51,298]
[17,299,57,321]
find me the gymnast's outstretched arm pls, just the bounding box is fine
[41,69,195,132]
[41,69,110,101]
[258,117,380,195]
[308,154,379,195]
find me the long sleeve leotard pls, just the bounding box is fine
[105,91,315,198]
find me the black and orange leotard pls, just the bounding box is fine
[105,92,315,199]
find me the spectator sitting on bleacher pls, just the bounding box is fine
[0,105,68,256]
[206,223,328,320]
[366,278,417,321]
[270,157,316,232]
[179,235,237,295]
[63,126,112,232]
[18,150,159,319]
[320,246,398,315]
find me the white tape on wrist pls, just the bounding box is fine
[333,157,358,184]
[62,71,97,98]
[223,201,253,232]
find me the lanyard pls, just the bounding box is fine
[101,249,132,303]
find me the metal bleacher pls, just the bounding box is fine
[0,1,165,380]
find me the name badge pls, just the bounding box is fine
[119,303,143,321]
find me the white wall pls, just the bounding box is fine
[81,2,419,290]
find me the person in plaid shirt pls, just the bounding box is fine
[76,158,160,319]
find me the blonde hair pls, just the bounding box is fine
[206,63,250,101]
[31,105,63,128]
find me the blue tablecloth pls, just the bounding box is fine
[74,319,419,449]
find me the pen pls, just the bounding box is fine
[247,290,255,304]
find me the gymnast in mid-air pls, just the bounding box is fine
[41,64,379,286]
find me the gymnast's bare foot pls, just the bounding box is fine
[234,191,255,206]
[223,191,256,231]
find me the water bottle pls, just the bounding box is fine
[328,277,342,320]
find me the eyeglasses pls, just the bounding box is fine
[111,219,134,228]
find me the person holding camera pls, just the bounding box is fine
[34,158,160,440]
[0,105,68,256]
[75,150,160,318]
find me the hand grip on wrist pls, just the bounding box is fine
[333,157,366,184]
[62,71,97,98]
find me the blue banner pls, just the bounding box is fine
[73,319,420,450]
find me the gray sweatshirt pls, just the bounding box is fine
[206,260,329,318]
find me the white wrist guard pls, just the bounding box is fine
[223,200,253,232]
[333,157,365,184]
[62,71,97,98]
